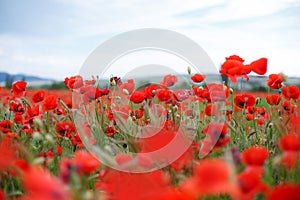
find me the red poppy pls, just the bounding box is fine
[160,74,178,88]
[19,165,71,200]
[12,81,27,97]
[56,146,63,155]
[106,126,117,137]
[9,102,24,115]
[42,95,58,112]
[282,85,300,100]
[266,94,281,105]
[64,75,83,89]
[279,133,300,151]
[205,104,217,116]
[32,90,46,103]
[281,151,298,169]
[14,114,23,124]
[234,94,256,108]
[173,90,190,101]
[0,188,5,200]
[143,84,158,99]
[0,120,13,133]
[120,79,135,95]
[267,74,284,89]
[0,141,16,170]
[282,101,295,112]
[249,58,267,75]
[238,168,268,199]
[191,74,206,83]
[180,159,238,199]
[156,89,172,102]
[242,146,269,166]
[130,91,146,104]
[114,153,133,165]
[82,87,102,103]
[55,121,75,138]
[267,184,300,200]
[98,169,169,200]
[73,150,101,174]
[202,123,229,149]
[220,55,252,83]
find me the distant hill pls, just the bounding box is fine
[0,72,54,87]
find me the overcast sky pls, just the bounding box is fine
[0,0,300,80]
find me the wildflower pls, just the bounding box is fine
[42,95,58,112]
[191,74,206,83]
[130,91,146,104]
[267,74,284,89]
[282,85,300,100]
[242,146,269,166]
[266,94,281,105]
[32,90,46,103]
[12,81,27,97]
[267,184,300,200]
[0,120,13,133]
[106,126,117,137]
[64,75,83,89]
[160,74,178,88]
[73,150,101,174]
[234,94,256,108]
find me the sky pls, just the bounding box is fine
[0,0,300,80]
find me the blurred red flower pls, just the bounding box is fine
[73,150,101,174]
[42,95,58,112]
[234,94,256,108]
[32,90,46,103]
[266,94,281,105]
[64,75,83,89]
[242,146,269,166]
[12,81,27,97]
[267,184,300,200]
[282,85,300,100]
[160,74,178,88]
[0,120,13,133]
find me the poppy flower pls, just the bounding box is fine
[0,120,13,133]
[281,151,298,169]
[130,91,146,104]
[266,94,281,105]
[120,79,135,95]
[191,74,206,83]
[73,150,101,174]
[267,74,284,89]
[242,146,269,166]
[143,84,158,99]
[106,126,117,137]
[249,58,268,75]
[180,159,238,199]
[98,169,169,200]
[110,76,122,86]
[64,75,83,89]
[234,94,256,108]
[19,165,72,200]
[238,168,268,199]
[282,85,300,100]
[282,101,295,112]
[0,189,5,200]
[0,141,16,170]
[42,95,58,112]
[82,87,102,103]
[12,81,27,97]
[267,184,300,200]
[205,104,217,116]
[156,89,172,102]
[9,102,24,115]
[220,55,252,83]
[55,121,75,138]
[279,133,300,151]
[32,90,46,103]
[173,90,190,101]
[160,74,178,88]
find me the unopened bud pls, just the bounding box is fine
[187,66,191,75]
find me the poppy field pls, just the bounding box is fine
[0,55,300,200]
